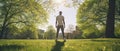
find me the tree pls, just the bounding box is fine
[45,25,55,39]
[0,0,48,38]
[77,0,120,38]
[105,0,116,38]
[38,29,45,39]
[17,24,39,39]
[3,25,20,39]
[76,0,107,38]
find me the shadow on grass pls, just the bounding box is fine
[51,41,65,51]
[0,45,25,51]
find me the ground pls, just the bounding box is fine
[0,38,120,51]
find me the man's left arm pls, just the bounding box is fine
[63,17,65,28]
[55,17,58,28]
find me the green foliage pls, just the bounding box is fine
[45,25,56,39]
[0,0,48,26]
[4,25,20,39]
[17,24,39,39]
[115,24,120,37]
[0,0,48,38]
[38,29,45,39]
[77,0,120,38]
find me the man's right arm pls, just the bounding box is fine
[63,17,65,28]
[55,17,57,28]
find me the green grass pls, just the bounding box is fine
[0,38,120,51]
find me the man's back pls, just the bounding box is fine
[56,15,64,25]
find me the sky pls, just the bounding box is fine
[38,0,83,32]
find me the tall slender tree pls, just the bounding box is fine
[105,0,116,38]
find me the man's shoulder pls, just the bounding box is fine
[60,15,64,17]
[57,15,64,18]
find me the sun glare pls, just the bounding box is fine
[54,0,63,3]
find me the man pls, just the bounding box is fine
[55,11,66,41]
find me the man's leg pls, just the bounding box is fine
[56,26,60,41]
[61,25,66,41]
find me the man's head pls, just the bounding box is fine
[59,11,62,15]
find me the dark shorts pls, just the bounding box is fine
[57,25,64,30]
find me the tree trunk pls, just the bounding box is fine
[0,23,7,39]
[0,12,8,39]
[105,0,116,38]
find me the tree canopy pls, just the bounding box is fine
[0,0,48,38]
[77,0,120,38]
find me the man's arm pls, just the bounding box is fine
[63,17,65,28]
[55,17,57,28]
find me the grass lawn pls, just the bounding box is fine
[0,38,120,51]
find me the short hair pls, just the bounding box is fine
[59,11,62,13]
